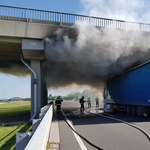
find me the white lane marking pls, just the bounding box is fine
[62,111,87,150]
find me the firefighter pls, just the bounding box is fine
[55,96,63,112]
[87,97,91,108]
[95,97,99,107]
[79,96,86,111]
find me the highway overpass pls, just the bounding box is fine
[1,5,150,119]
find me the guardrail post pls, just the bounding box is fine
[89,16,90,25]
[27,8,28,22]
[60,12,61,25]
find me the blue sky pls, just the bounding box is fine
[0,0,82,15]
[0,0,150,99]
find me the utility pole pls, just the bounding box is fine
[4,90,5,101]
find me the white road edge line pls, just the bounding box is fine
[62,111,88,150]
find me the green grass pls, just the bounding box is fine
[0,102,31,118]
[0,123,32,150]
[46,142,51,150]
[46,142,59,150]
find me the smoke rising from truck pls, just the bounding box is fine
[43,21,150,90]
[1,21,150,94]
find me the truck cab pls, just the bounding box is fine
[103,88,114,112]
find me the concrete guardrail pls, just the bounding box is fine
[25,103,53,150]
[15,102,54,150]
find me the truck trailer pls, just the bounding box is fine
[104,61,150,117]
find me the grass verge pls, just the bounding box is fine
[0,102,31,118]
[0,123,32,150]
[46,142,59,150]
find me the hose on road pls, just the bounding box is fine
[59,111,103,150]
[85,109,150,141]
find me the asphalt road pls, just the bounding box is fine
[56,101,150,150]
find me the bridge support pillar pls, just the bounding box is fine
[41,80,48,108]
[41,65,48,108]
[31,61,48,118]
[31,60,42,118]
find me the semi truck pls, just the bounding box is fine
[103,61,150,117]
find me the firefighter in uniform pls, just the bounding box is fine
[95,97,99,107]
[55,96,63,112]
[79,96,86,111]
[87,97,91,108]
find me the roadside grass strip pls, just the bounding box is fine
[0,123,32,150]
[0,102,31,118]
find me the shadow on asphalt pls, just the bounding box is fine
[56,103,150,126]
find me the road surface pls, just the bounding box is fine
[55,101,150,150]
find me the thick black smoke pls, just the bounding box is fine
[0,64,29,77]
[42,22,150,90]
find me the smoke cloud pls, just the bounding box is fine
[43,22,150,91]
[0,64,29,77]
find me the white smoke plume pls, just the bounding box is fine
[43,22,150,91]
[80,0,150,23]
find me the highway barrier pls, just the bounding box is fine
[16,102,53,150]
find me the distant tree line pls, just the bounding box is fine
[49,89,102,101]
[0,89,102,102]
[6,98,31,101]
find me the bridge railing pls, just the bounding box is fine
[0,5,150,32]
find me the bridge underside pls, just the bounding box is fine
[0,38,23,68]
[0,37,47,119]
[0,20,76,119]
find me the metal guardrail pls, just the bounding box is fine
[0,5,150,32]
[24,103,53,150]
